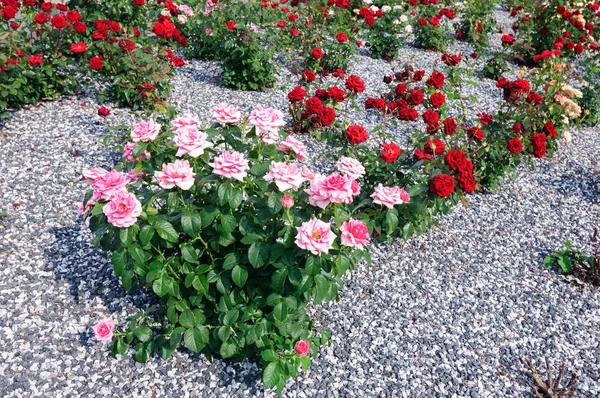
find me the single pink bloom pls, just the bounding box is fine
[371,184,410,209]
[248,105,285,144]
[210,151,249,182]
[211,103,241,124]
[93,170,128,200]
[131,120,160,142]
[282,194,294,208]
[295,218,336,255]
[170,114,199,133]
[92,318,114,343]
[171,125,213,158]
[83,167,109,184]
[278,136,307,160]
[340,219,370,249]
[264,162,306,191]
[305,173,355,209]
[295,339,310,356]
[155,159,196,190]
[103,191,142,228]
[336,157,365,179]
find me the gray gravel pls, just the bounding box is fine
[1,8,600,397]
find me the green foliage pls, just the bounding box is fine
[222,32,276,91]
[543,236,599,285]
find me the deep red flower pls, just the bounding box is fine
[345,75,365,93]
[468,126,485,141]
[98,106,110,117]
[406,88,424,105]
[316,106,336,126]
[327,86,346,103]
[430,174,455,198]
[70,42,87,54]
[312,47,323,59]
[426,71,445,89]
[443,117,457,135]
[422,109,440,125]
[305,97,323,114]
[346,125,368,144]
[543,121,557,138]
[27,54,43,67]
[302,70,316,82]
[445,150,468,171]
[89,56,103,70]
[226,20,236,30]
[424,139,445,156]
[429,92,446,108]
[51,15,67,29]
[507,138,523,153]
[380,142,401,163]
[287,86,307,103]
[337,32,348,42]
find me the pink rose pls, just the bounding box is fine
[126,169,145,182]
[83,167,108,184]
[170,114,199,133]
[92,318,114,343]
[155,159,196,190]
[248,105,285,144]
[336,157,365,179]
[370,184,410,209]
[305,173,355,209]
[301,168,316,182]
[131,120,160,142]
[295,339,310,356]
[210,151,249,182]
[340,219,369,249]
[171,125,213,158]
[103,191,142,228]
[295,218,336,255]
[205,27,212,35]
[179,4,194,16]
[93,170,128,200]
[282,194,294,208]
[123,142,150,162]
[264,162,306,191]
[278,136,307,160]
[211,103,241,124]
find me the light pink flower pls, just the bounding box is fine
[295,218,336,255]
[178,4,194,16]
[126,169,145,182]
[93,170,128,200]
[83,167,108,184]
[305,173,355,209]
[371,184,410,209]
[211,103,241,124]
[340,219,370,249]
[171,125,213,158]
[282,194,294,208]
[155,159,196,190]
[131,120,161,142]
[301,168,316,181]
[103,191,142,228]
[295,340,310,356]
[264,162,306,191]
[248,105,285,144]
[92,318,114,343]
[210,151,249,182]
[278,136,307,160]
[170,114,199,133]
[336,157,365,179]
[123,142,150,162]
[205,27,212,36]
[78,191,101,216]
[351,179,361,196]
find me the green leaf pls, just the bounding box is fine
[111,249,127,277]
[139,225,155,246]
[248,242,269,268]
[314,274,329,304]
[542,256,555,268]
[184,327,206,353]
[119,227,134,247]
[152,219,179,243]
[134,347,148,363]
[300,355,311,371]
[273,301,287,322]
[132,142,148,158]
[219,341,237,358]
[181,245,199,264]
[385,210,399,235]
[229,187,243,209]
[262,361,281,389]
[135,326,152,342]
[271,268,288,293]
[179,309,195,329]
[153,274,171,297]
[261,349,279,362]
[224,308,239,325]
[128,244,150,265]
[181,210,202,237]
[232,265,248,288]
[267,193,282,214]
[220,214,237,234]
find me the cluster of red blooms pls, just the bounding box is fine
[496,77,532,103]
[356,6,383,26]
[416,4,455,27]
[152,16,189,46]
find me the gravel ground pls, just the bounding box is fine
[1,9,599,398]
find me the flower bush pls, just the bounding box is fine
[81,104,369,392]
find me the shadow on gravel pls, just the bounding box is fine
[178,63,223,87]
[536,167,599,204]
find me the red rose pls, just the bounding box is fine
[171,56,185,67]
[415,148,432,161]
[346,125,368,144]
[119,39,136,52]
[73,21,87,34]
[406,88,424,105]
[413,70,425,81]
[418,17,427,26]
[134,0,145,5]
[277,20,286,28]
[424,139,445,156]
[305,97,323,114]
[302,69,316,82]
[2,5,17,20]
[345,75,365,93]
[109,21,121,33]
[70,41,87,54]
[332,68,345,79]
[327,86,346,103]
[531,133,547,158]
[501,34,515,46]
[41,2,53,11]
[429,92,445,108]
[98,106,110,117]
[457,173,476,193]
[316,106,336,126]
[380,142,401,162]
[27,54,43,67]
[337,32,348,42]
[513,123,523,134]
[430,174,455,198]
[398,106,418,121]
[543,121,557,137]
[507,138,523,153]
[395,83,407,97]
[315,89,329,101]
[426,71,445,89]
[422,109,440,125]
[89,56,103,70]
[443,117,457,135]
[444,150,468,171]
[51,15,67,29]
[312,47,323,59]
[365,98,386,110]
[477,113,493,125]
[66,10,82,23]
[226,20,236,30]
[153,22,166,37]
[287,86,307,103]
[468,126,485,141]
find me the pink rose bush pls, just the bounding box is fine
[81,105,370,393]
[371,185,411,209]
